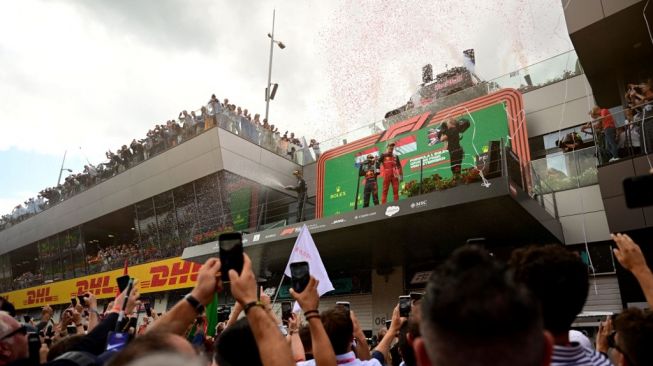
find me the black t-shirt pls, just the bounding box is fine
[438,120,469,151]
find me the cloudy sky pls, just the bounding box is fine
[0,0,573,214]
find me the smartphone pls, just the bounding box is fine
[399,295,411,317]
[385,319,392,330]
[116,275,131,293]
[290,261,310,293]
[409,292,424,301]
[127,317,138,330]
[23,315,31,323]
[219,232,244,282]
[624,175,653,208]
[28,333,41,365]
[46,325,54,337]
[71,297,77,307]
[144,302,152,317]
[106,331,129,352]
[67,325,77,334]
[336,301,351,313]
[77,295,87,306]
[281,301,292,322]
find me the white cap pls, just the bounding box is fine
[569,329,593,350]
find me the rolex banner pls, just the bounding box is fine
[319,101,512,217]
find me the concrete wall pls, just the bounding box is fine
[563,0,641,33]
[522,74,595,137]
[0,129,301,255]
[555,185,611,244]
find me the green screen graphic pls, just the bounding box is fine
[322,102,509,217]
[229,187,251,230]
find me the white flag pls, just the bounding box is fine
[283,225,334,310]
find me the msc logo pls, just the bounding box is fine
[75,276,115,296]
[143,261,202,289]
[24,287,58,306]
[410,200,428,209]
[331,218,346,225]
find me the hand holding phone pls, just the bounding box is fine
[290,262,310,293]
[116,275,131,293]
[399,295,411,317]
[144,302,152,317]
[219,233,244,282]
[336,301,351,314]
[281,301,292,323]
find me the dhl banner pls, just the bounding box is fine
[0,257,201,310]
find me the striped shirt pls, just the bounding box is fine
[551,343,613,366]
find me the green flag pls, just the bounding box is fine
[206,292,219,337]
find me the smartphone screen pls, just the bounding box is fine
[70,297,77,307]
[219,232,244,282]
[624,175,653,208]
[281,301,292,322]
[399,296,411,317]
[116,275,131,293]
[144,302,152,317]
[106,331,129,352]
[77,295,86,306]
[67,325,77,334]
[336,301,351,313]
[290,261,310,293]
[385,319,392,330]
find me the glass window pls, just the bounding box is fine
[135,198,159,262]
[173,183,199,250]
[153,191,180,259]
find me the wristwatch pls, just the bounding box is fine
[184,293,205,314]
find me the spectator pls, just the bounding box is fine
[590,106,619,162]
[207,94,221,115]
[510,244,610,365]
[309,139,321,159]
[106,332,197,366]
[192,110,204,135]
[0,311,29,364]
[611,307,653,366]
[556,131,583,153]
[414,245,552,366]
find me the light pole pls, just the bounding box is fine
[56,150,73,186]
[264,9,286,124]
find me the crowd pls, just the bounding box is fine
[581,79,653,164]
[1,231,651,366]
[86,244,156,273]
[13,272,43,290]
[0,94,321,233]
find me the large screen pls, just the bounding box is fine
[316,89,529,218]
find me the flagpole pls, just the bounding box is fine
[271,275,285,305]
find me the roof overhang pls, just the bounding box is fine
[182,175,562,275]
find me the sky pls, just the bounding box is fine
[0,0,573,215]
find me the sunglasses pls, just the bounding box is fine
[0,325,27,341]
